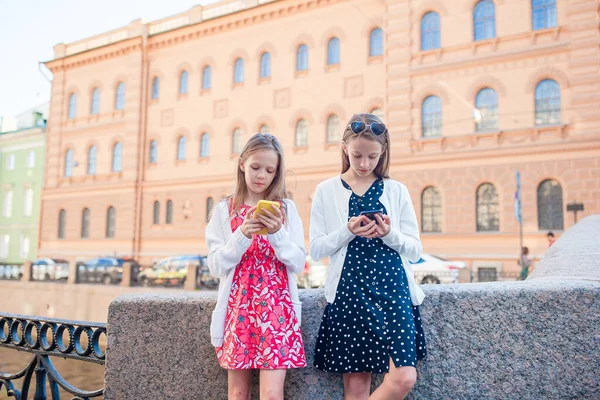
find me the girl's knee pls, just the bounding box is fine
[385,369,417,394]
[229,388,251,400]
[260,386,283,400]
[344,374,371,398]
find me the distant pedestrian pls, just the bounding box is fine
[547,231,556,247]
[518,247,532,280]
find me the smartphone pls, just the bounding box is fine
[359,209,383,225]
[253,200,280,235]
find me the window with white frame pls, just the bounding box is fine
[3,189,13,217]
[27,151,35,168]
[7,154,15,170]
[0,234,9,259]
[20,236,30,259]
[23,188,33,217]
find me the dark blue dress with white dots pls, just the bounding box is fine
[314,178,427,373]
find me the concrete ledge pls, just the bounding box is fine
[105,280,600,400]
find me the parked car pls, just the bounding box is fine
[32,258,70,281]
[410,254,466,284]
[78,257,140,285]
[138,255,218,289]
[297,256,327,289]
[0,263,23,280]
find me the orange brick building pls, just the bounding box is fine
[40,0,600,278]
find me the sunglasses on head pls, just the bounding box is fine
[347,121,387,136]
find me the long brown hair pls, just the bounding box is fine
[229,133,287,214]
[341,113,390,179]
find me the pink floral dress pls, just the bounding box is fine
[216,203,306,369]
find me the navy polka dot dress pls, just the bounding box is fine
[314,178,427,373]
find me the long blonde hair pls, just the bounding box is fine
[341,113,390,179]
[229,133,287,213]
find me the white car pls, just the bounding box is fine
[297,256,327,289]
[409,253,466,284]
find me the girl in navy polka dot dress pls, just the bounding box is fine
[310,113,427,399]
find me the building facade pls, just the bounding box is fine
[40,0,600,277]
[0,110,47,262]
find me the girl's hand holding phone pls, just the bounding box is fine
[363,214,391,238]
[347,216,377,238]
[241,206,265,238]
[255,205,283,234]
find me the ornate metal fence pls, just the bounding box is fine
[0,313,105,399]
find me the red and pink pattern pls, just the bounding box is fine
[216,203,306,370]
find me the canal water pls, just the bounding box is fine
[0,346,105,399]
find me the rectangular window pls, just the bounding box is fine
[24,188,33,217]
[3,190,13,218]
[27,151,35,168]
[7,154,15,170]
[20,236,30,259]
[0,234,9,259]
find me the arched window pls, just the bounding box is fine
[234,58,244,84]
[327,37,340,65]
[90,88,100,115]
[260,52,271,78]
[232,128,242,154]
[422,96,442,137]
[200,133,210,158]
[326,114,340,144]
[421,12,441,51]
[151,77,160,99]
[165,200,173,224]
[202,66,212,89]
[81,208,90,239]
[532,0,557,30]
[112,142,122,172]
[58,209,66,239]
[537,179,563,230]
[535,79,561,125]
[476,183,499,232]
[64,149,74,177]
[206,197,214,223]
[179,71,189,94]
[153,201,160,225]
[474,0,496,41]
[149,140,157,163]
[369,28,384,57]
[295,119,308,147]
[475,88,498,131]
[421,186,442,233]
[259,125,270,135]
[371,108,384,120]
[68,93,77,119]
[177,136,186,161]
[106,206,115,238]
[87,146,97,175]
[115,82,125,110]
[297,44,309,71]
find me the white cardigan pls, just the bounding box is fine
[205,199,306,347]
[309,176,426,306]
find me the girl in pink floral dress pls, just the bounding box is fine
[206,133,306,399]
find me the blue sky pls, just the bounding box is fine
[0,0,220,118]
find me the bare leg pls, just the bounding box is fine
[229,370,253,400]
[259,369,286,400]
[369,358,417,400]
[343,372,371,400]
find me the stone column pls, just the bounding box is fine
[121,262,134,287]
[22,260,33,282]
[67,260,78,284]
[184,264,197,291]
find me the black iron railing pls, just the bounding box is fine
[0,313,105,399]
